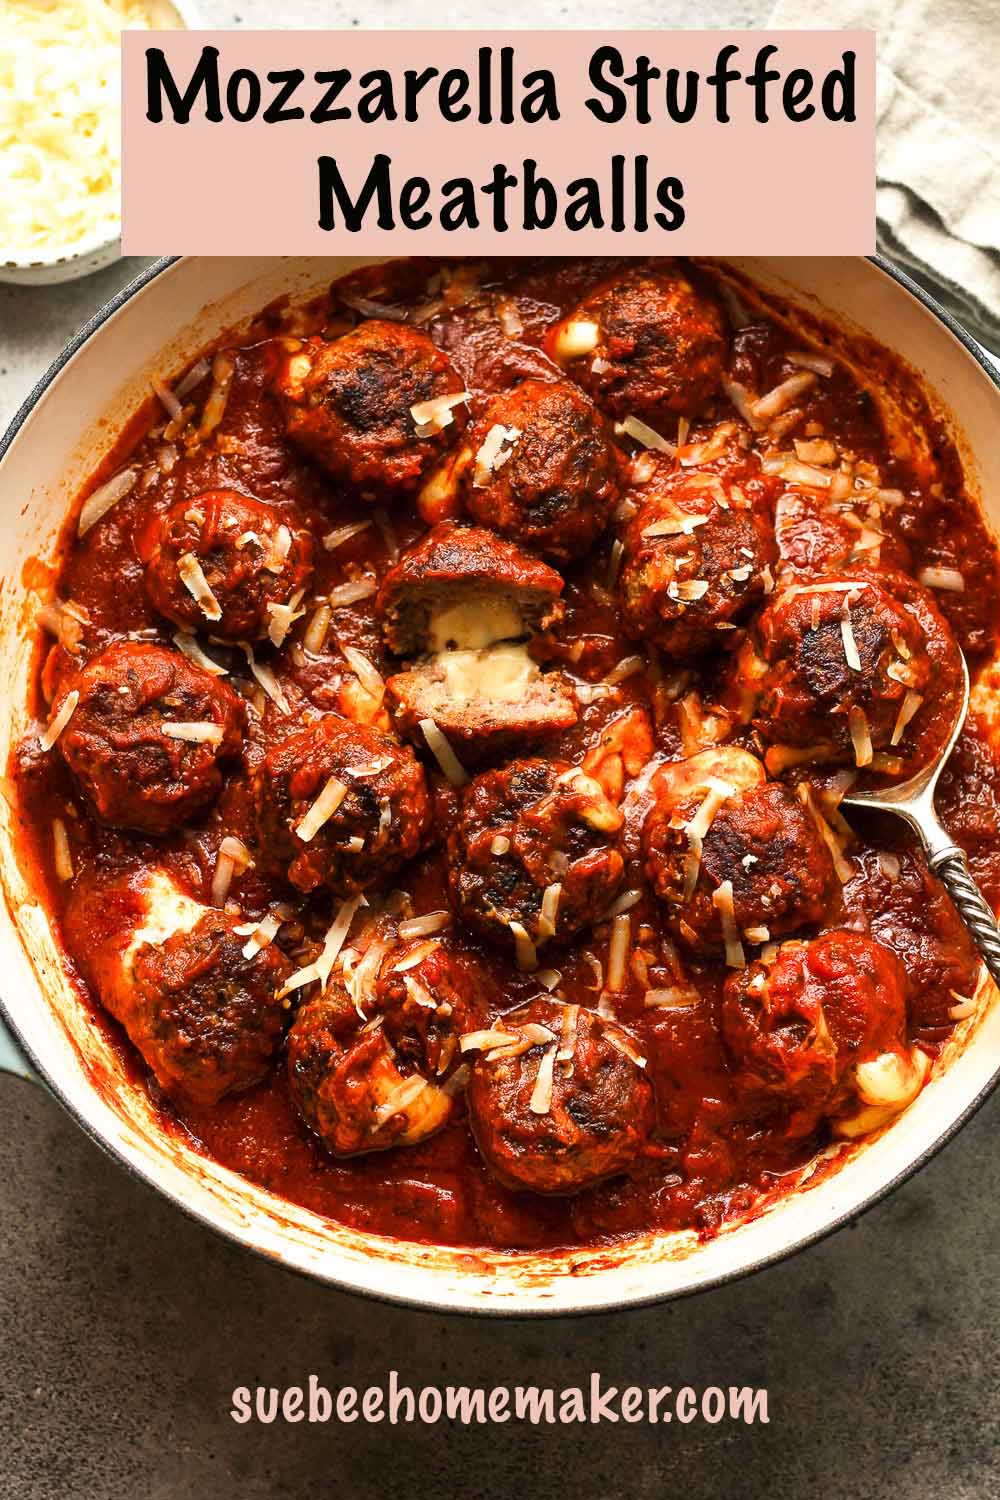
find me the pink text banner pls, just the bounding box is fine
[121,30,875,255]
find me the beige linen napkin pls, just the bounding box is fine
[769,0,1000,350]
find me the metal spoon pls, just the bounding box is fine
[841,651,1000,988]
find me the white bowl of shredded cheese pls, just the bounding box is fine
[0,0,200,285]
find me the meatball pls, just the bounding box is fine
[285,922,486,1158]
[461,378,621,563]
[54,641,245,834]
[466,997,654,1193]
[252,715,430,894]
[722,930,918,1137]
[273,322,467,498]
[379,521,578,758]
[547,263,727,424]
[734,569,945,769]
[642,747,833,950]
[377,521,565,656]
[618,456,779,658]
[448,758,625,957]
[64,865,291,1109]
[139,489,314,642]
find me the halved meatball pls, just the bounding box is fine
[447,758,625,958]
[642,747,833,950]
[286,921,486,1158]
[459,378,621,563]
[732,568,952,771]
[53,640,245,834]
[377,521,565,656]
[64,864,291,1109]
[273,322,467,498]
[252,715,430,894]
[547,263,728,423]
[379,520,577,757]
[138,490,314,642]
[723,930,925,1137]
[618,456,779,658]
[465,997,654,1193]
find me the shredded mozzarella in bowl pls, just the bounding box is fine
[0,0,189,268]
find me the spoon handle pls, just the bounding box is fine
[929,846,1000,990]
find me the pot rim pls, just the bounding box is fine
[2,253,999,1318]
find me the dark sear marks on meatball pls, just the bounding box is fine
[51,640,245,834]
[138,488,315,642]
[733,566,959,775]
[65,864,292,1109]
[252,715,431,895]
[642,747,834,954]
[547,261,728,424]
[465,997,654,1194]
[618,451,780,658]
[448,758,625,963]
[458,378,621,564]
[273,320,468,499]
[14,253,997,1253]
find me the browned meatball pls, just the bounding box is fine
[547,263,727,423]
[642,747,833,950]
[286,925,485,1157]
[618,455,779,658]
[64,864,291,1109]
[273,322,467,498]
[447,758,625,958]
[252,715,430,895]
[466,997,654,1193]
[722,930,916,1137]
[53,641,245,834]
[734,569,951,769]
[460,379,620,563]
[138,490,314,642]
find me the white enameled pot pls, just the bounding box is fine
[1,255,999,1315]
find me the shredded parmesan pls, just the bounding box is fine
[240,644,289,714]
[39,690,78,751]
[848,706,874,768]
[342,646,384,700]
[509,920,538,972]
[840,590,863,672]
[323,520,372,552]
[751,371,817,423]
[238,912,283,960]
[266,589,307,649]
[52,818,73,882]
[178,554,222,622]
[606,913,631,992]
[211,835,250,905]
[411,391,469,438]
[712,880,745,968]
[918,566,965,593]
[538,882,562,941]
[162,721,224,745]
[278,895,363,998]
[460,1028,520,1054]
[397,911,451,939]
[473,424,521,486]
[528,1044,558,1114]
[890,690,924,747]
[419,718,468,787]
[614,416,676,454]
[328,577,378,608]
[642,513,710,539]
[0,0,159,259]
[77,469,137,537]
[172,632,227,677]
[295,776,348,842]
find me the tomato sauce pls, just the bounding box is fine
[11,256,1000,1251]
